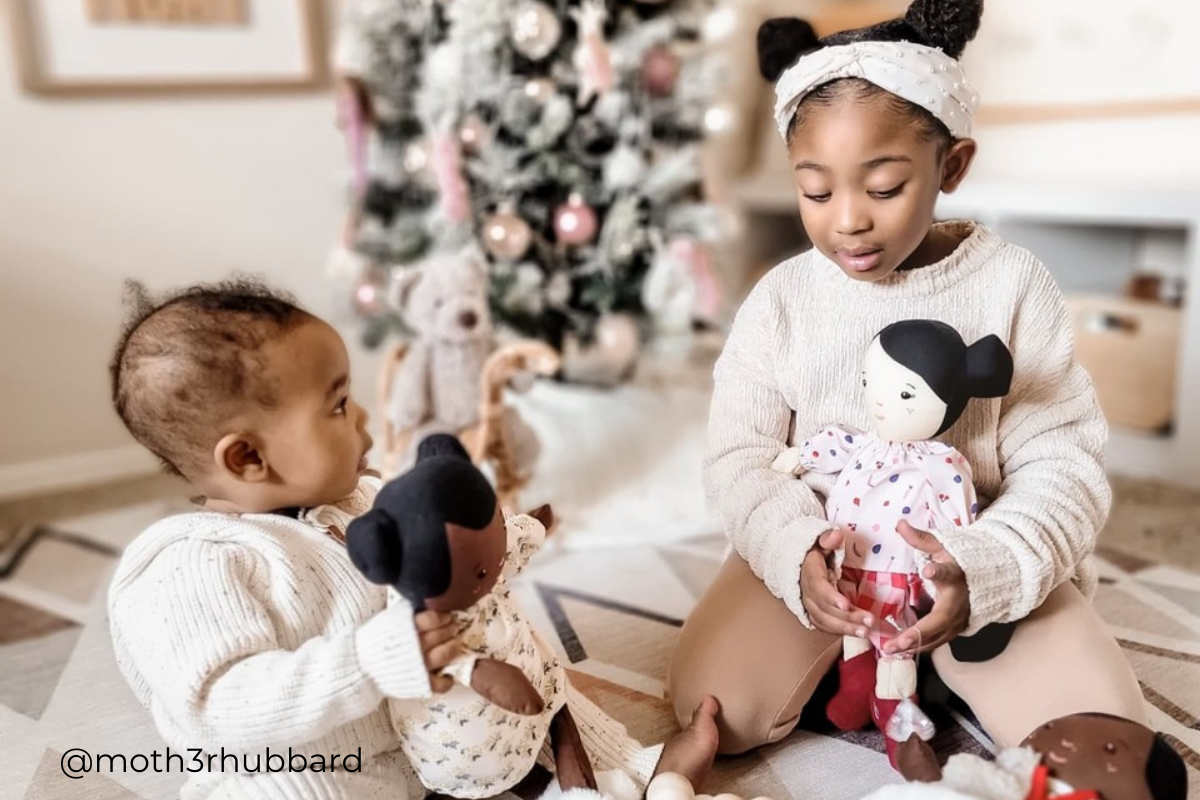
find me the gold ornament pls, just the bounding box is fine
[523,78,557,103]
[483,202,533,261]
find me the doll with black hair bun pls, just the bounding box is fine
[347,434,720,800]
[773,320,1013,770]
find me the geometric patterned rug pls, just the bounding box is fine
[1,499,1198,799]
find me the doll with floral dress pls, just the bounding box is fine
[772,319,1013,759]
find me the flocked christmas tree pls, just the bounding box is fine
[334,0,728,351]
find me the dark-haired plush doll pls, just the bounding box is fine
[880,712,1188,800]
[772,320,1013,770]
[346,434,599,799]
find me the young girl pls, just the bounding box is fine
[666,0,1147,769]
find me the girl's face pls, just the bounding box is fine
[861,337,947,443]
[786,91,975,281]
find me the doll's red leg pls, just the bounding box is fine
[825,647,877,730]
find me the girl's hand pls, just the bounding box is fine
[800,529,873,637]
[415,610,462,693]
[883,521,970,654]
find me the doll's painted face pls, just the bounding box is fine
[862,337,948,443]
[1022,714,1157,800]
[424,505,507,613]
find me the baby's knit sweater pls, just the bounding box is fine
[705,221,1111,634]
[108,477,433,799]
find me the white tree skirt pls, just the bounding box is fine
[508,339,723,550]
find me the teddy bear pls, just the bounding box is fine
[378,246,495,473]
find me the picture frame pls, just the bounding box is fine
[10,0,328,96]
[965,0,1200,124]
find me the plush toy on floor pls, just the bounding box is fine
[346,434,718,800]
[378,250,560,499]
[646,712,1186,800]
[771,320,1013,769]
[883,712,1188,800]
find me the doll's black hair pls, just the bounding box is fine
[757,0,984,149]
[876,319,1012,437]
[1146,733,1188,800]
[346,434,496,610]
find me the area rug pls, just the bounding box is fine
[1,495,1198,800]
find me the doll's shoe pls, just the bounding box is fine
[870,694,918,772]
[870,695,902,769]
[825,651,876,731]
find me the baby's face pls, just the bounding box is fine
[251,320,373,509]
[861,337,946,442]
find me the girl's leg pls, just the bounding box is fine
[933,581,1147,747]
[666,554,841,755]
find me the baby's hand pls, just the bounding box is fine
[414,610,462,693]
[800,529,872,637]
[771,447,806,476]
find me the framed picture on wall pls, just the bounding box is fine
[10,0,328,95]
[965,0,1200,123]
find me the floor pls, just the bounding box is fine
[0,469,1197,800]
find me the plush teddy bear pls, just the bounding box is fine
[347,433,597,798]
[379,246,495,471]
[771,320,1014,770]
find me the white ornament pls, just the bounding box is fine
[511,1,562,61]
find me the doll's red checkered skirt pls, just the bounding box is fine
[838,567,921,649]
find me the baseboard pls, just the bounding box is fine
[0,445,160,502]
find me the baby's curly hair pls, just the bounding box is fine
[109,277,314,478]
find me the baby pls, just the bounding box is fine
[106,279,716,800]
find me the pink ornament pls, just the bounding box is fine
[336,78,368,198]
[553,193,598,245]
[430,132,470,223]
[668,237,723,320]
[353,266,387,317]
[641,45,680,97]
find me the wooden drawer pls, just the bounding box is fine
[1067,295,1181,432]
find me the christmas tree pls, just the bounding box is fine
[335,0,728,350]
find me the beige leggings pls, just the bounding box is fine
[666,555,1147,755]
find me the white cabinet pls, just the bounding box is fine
[936,182,1200,488]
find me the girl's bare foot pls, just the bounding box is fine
[654,696,720,791]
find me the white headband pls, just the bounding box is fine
[774,40,979,141]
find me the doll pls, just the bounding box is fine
[772,320,1014,765]
[347,433,594,798]
[347,434,712,800]
[644,713,1186,800]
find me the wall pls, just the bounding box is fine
[0,2,384,494]
[970,116,1200,186]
